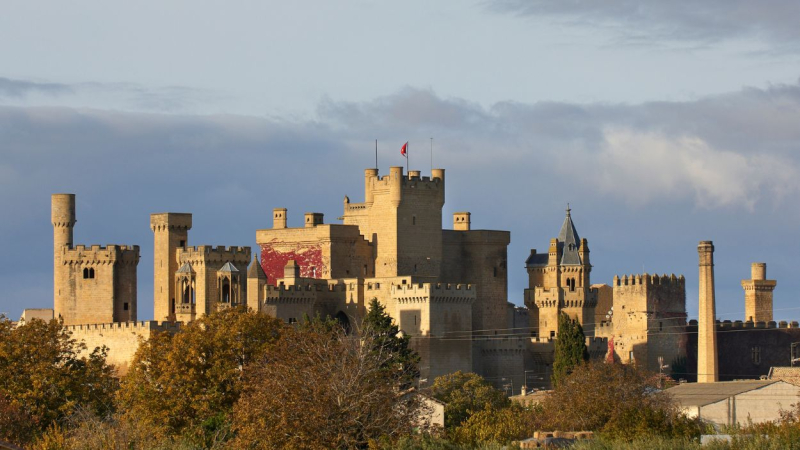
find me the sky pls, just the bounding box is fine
[2,1,800,324]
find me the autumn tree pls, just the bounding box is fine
[117,306,284,442]
[538,361,703,439]
[451,403,541,447]
[0,316,117,446]
[551,313,589,387]
[232,323,423,449]
[429,371,510,430]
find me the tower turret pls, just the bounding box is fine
[52,194,76,320]
[742,262,776,323]
[151,213,192,322]
[247,256,267,311]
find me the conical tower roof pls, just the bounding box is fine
[219,262,240,273]
[558,206,582,265]
[247,256,267,280]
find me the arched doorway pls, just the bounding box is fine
[335,311,351,335]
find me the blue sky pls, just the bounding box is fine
[2,1,800,323]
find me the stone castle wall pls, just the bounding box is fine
[66,321,181,376]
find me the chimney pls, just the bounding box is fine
[697,241,719,383]
[273,208,287,229]
[453,212,471,231]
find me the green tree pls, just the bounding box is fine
[451,403,541,447]
[0,316,117,445]
[232,324,422,449]
[429,371,510,430]
[362,298,420,386]
[551,313,589,387]
[117,306,284,442]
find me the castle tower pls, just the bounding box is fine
[742,262,776,323]
[52,194,76,320]
[150,213,192,322]
[247,256,267,311]
[697,241,719,383]
[343,166,445,278]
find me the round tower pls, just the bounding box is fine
[364,168,378,204]
[389,166,403,206]
[52,194,76,320]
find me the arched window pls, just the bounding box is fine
[222,283,231,303]
[183,281,191,304]
[83,268,89,279]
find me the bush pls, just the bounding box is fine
[429,372,510,429]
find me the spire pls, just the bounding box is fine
[558,206,582,265]
[247,256,267,280]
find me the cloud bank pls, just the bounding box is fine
[3,82,800,321]
[486,0,800,52]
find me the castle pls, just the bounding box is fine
[31,166,800,389]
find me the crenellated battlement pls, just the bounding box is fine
[65,320,181,333]
[61,244,140,265]
[688,319,800,330]
[266,282,347,293]
[177,245,251,263]
[613,273,685,288]
[391,281,475,304]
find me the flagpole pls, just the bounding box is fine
[407,141,409,175]
[375,139,378,170]
[430,137,433,174]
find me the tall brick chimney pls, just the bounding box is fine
[697,241,719,383]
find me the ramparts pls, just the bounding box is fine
[391,282,475,304]
[61,244,140,265]
[65,321,181,376]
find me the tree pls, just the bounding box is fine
[363,298,420,387]
[0,316,117,445]
[538,361,703,439]
[451,403,541,447]
[551,313,589,387]
[429,371,510,430]
[117,306,284,442]
[232,324,423,449]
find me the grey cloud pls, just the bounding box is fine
[0,77,73,98]
[4,85,800,324]
[0,76,217,113]
[485,0,800,51]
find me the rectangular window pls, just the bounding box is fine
[123,303,129,311]
[288,318,297,324]
[550,330,555,338]
[179,240,186,247]
[752,346,761,365]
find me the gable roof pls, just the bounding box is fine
[667,380,780,407]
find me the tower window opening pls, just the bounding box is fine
[659,322,663,331]
[179,240,186,248]
[752,346,761,365]
[413,216,416,225]
[123,302,129,311]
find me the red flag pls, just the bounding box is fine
[400,142,408,157]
